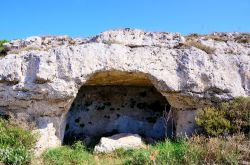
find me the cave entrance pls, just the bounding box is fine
[63,71,173,145]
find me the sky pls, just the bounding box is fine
[1,0,250,40]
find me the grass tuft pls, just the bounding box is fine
[184,40,216,54]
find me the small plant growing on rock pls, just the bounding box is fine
[235,33,250,43]
[183,34,216,54]
[0,40,8,56]
[185,33,200,41]
[203,34,227,42]
[184,41,216,54]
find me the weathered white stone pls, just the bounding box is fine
[174,108,200,137]
[0,29,249,154]
[25,36,42,46]
[94,133,145,153]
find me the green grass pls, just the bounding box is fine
[0,116,246,165]
[42,135,248,165]
[43,140,189,165]
[120,140,189,165]
[1,97,248,165]
[42,141,93,165]
[0,119,36,165]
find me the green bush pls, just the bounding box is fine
[196,97,250,136]
[220,97,250,134]
[0,119,36,165]
[0,40,8,56]
[195,107,231,136]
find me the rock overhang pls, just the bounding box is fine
[0,29,249,153]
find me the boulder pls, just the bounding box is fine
[94,133,145,153]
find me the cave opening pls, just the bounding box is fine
[63,71,173,146]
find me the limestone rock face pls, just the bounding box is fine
[94,133,144,153]
[0,29,249,153]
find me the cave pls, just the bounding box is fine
[63,71,174,145]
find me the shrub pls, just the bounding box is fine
[195,107,231,136]
[196,97,250,136]
[0,146,31,165]
[0,40,8,56]
[0,119,36,164]
[220,97,250,134]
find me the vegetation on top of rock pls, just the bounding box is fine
[235,33,250,43]
[0,118,36,165]
[186,32,250,43]
[196,97,250,136]
[183,33,216,54]
[2,30,250,57]
[184,40,216,54]
[0,40,8,56]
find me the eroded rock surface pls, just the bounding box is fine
[0,29,249,154]
[63,86,171,145]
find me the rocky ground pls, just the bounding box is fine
[2,29,250,55]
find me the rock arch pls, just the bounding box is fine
[62,71,173,145]
[34,70,200,154]
[1,30,248,155]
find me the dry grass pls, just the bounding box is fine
[237,37,250,43]
[184,33,216,54]
[185,33,200,41]
[8,46,42,54]
[203,34,227,42]
[184,40,216,54]
[187,134,250,164]
[235,33,250,43]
